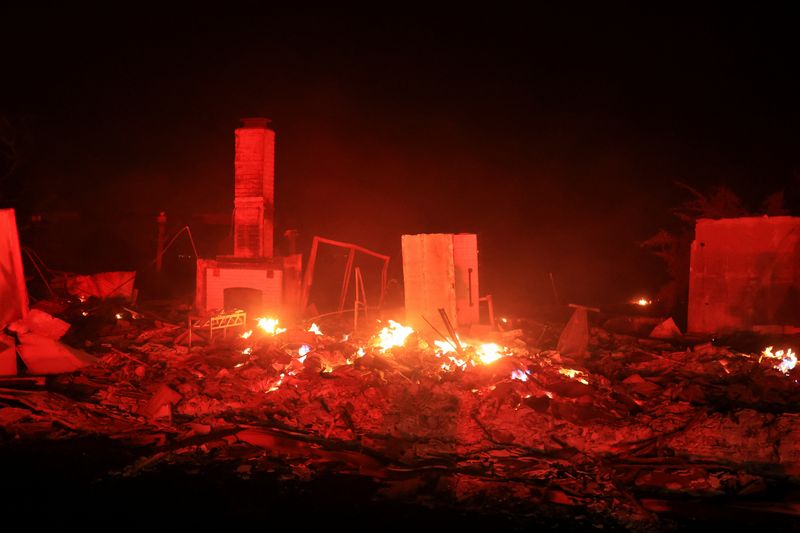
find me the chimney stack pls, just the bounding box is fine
[233,118,275,258]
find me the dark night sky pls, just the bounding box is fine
[1,7,799,312]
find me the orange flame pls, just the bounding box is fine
[434,339,457,354]
[373,320,414,352]
[433,337,511,369]
[476,343,505,364]
[559,367,589,385]
[256,317,286,336]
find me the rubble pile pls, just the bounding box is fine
[2,300,800,528]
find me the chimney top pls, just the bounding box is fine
[240,117,271,129]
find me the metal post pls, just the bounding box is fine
[156,212,167,272]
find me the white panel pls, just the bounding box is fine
[453,233,479,326]
[402,234,457,334]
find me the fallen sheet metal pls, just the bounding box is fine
[16,333,95,375]
[8,308,70,340]
[64,271,136,300]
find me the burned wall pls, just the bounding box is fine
[0,208,28,327]
[402,233,479,334]
[687,216,800,334]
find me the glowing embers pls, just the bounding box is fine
[372,320,414,352]
[256,317,286,336]
[634,297,652,306]
[558,367,589,385]
[267,373,285,393]
[308,323,323,336]
[760,346,797,375]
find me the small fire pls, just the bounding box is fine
[267,373,285,393]
[760,346,797,375]
[298,344,311,363]
[559,367,589,385]
[477,343,505,364]
[256,317,286,336]
[241,329,253,339]
[433,337,512,369]
[115,313,123,320]
[434,339,457,354]
[242,347,252,355]
[511,369,528,381]
[635,298,652,306]
[308,323,323,335]
[432,339,468,370]
[373,320,414,352]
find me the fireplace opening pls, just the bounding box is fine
[223,287,262,315]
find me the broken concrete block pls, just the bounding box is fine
[0,332,16,376]
[557,307,589,357]
[650,317,682,339]
[16,333,95,375]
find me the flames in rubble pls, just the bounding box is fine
[558,367,589,385]
[373,320,415,352]
[432,336,513,370]
[760,346,797,375]
[477,343,505,364]
[234,316,592,396]
[256,317,286,336]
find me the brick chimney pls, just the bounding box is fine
[233,118,275,258]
